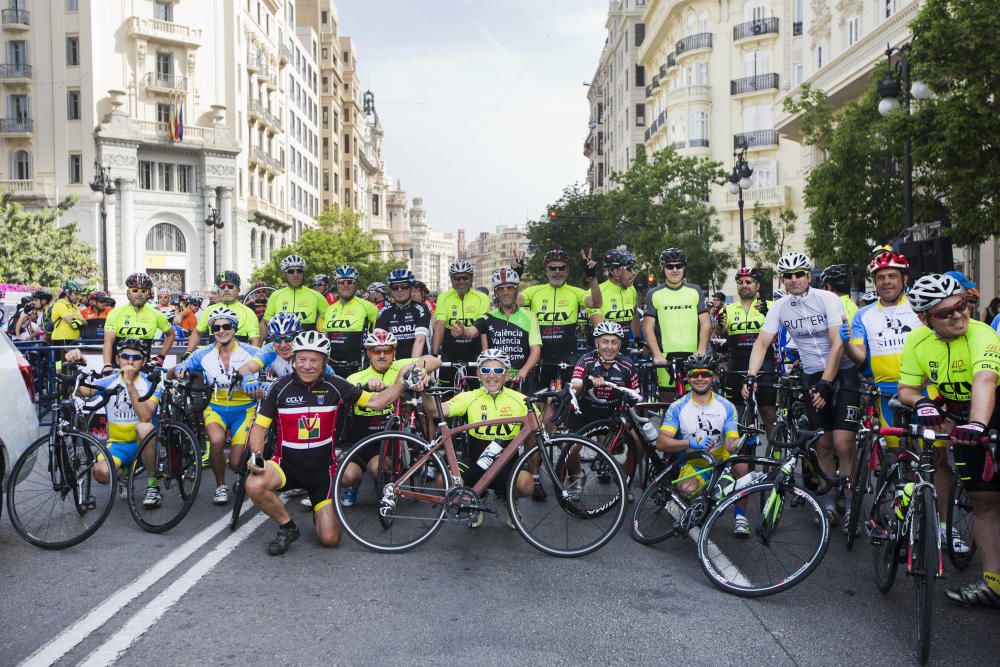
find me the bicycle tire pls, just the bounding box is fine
[7,431,116,549]
[127,421,203,534]
[376,433,413,530]
[871,469,902,593]
[846,428,877,550]
[334,433,449,554]
[575,418,640,489]
[914,485,938,665]
[553,436,626,519]
[631,451,710,545]
[945,473,976,570]
[508,435,626,557]
[697,481,829,597]
[766,422,790,461]
[230,445,251,532]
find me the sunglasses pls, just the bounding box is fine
[782,271,808,279]
[619,265,637,272]
[285,269,304,275]
[479,367,507,375]
[452,275,472,282]
[218,282,237,290]
[687,369,714,379]
[496,285,517,293]
[118,352,145,361]
[929,300,968,320]
[337,279,356,286]
[271,334,296,343]
[370,347,395,356]
[736,278,756,286]
[546,265,568,272]
[663,263,685,270]
[211,323,235,332]
[390,284,410,291]
[128,287,150,295]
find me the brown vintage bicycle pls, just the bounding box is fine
[333,386,627,557]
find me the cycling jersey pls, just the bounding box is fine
[263,286,329,328]
[840,294,859,323]
[991,313,1000,333]
[644,282,705,354]
[50,297,83,341]
[445,386,531,444]
[521,283,589,356]
[104,303,172,340]
[571,350,639,416]
[435,288,491,361]
[196,301,261,341]
[375,301,431,359]
[850,296,920,389]
[319,297,379,363]
[760,288,852,375]
[586,280,638,327]
[472,308,541,371]
[250,343,333,380]
[898,319,1000,417]
[91,372,162,443]
[176,341,260,406]
[344,358,417,440]
[722,300,774,363]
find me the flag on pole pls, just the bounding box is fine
[167,94,176,141]
[177,95,184,142]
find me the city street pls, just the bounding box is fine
[3,477,998,666]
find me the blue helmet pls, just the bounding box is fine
[267,312,303,337]
[386,268,415,286]
[335,265,360,281]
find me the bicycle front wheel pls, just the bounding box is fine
[631,451,710,545]
[946,474,976,570]
[334,433,449,554]
[697,481,829,597]
[229,446,251,532]
[913,485,939,665]
[509,436,626,557]
[128,421,203,533]
[871,471,902,593]
[846,429,878,550]
[575,419,639,489]
[7,431,116,549]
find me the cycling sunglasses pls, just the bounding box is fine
[218,282,238,290]
[336,279,356,286]
[546,265,568,272]
[479,367,507,375]
[687,369,714,379]
[929,300,967,320]
[118,352,145,361]
[452,275,473,282]
[128,287,150,295]
[284,268,304,275]
[271,334,296,343]
[736,278,757,286]
[369,347,395,356]
[782,271,808,279]
[211,323,235,332]
[662,263,685,270]
[389,284,411,291]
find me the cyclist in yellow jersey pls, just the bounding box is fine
[318,264,379,374]
[263,254,329,331]
[587,249,640,342]
[184,271,261,356]
[821,264,858,322]
[49,280,86,346]
[102,273,175,370]
[898,273,1000,608]
[434,260,491,387]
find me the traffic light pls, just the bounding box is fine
[548,210,558,219]
[647,274,656,286]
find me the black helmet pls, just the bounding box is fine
[684,352,716,374]
[31,289,52,301]
[543,249,570,265]
[115,338,150,357]
[125,273,154,290]
[820,264,852,291]
[187,294,203,307]
[604,249,636,269]
[659,247,687,265]
[216,270,241,287]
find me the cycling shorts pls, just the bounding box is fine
[803,369,860,432]
[722,370,776,407]
[461,441,521,494]
[98,440,140,470]
[204,403,255,446]
[679,447,731,490]
[953,443,1000,493]
[267,458,336,512]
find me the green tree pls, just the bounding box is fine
[251,206,402,288]
[0,194,101,287]
[747,205,797,270]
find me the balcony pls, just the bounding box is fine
[0,117,32,136]
[0,178,33,193]
[669,140,687,150]
[246,50,260,72]
[0,63,31,82]
[675,33,712,58]
[645,84,653,99]
[721,185,790,211]
[667,53,676,68]
[248,195,290,229]
[668,84,711,106]
[248,99,282,132]
[136,120,206,144]
[280,42,293,65]
[249,146,284,174]
[730,73,780,96]
[126,17,202,48]
[688,138,710,149]
[143,72,186,94]
[734,129,780,150]
[1,8,29,30]
[659,64,667,78]
[733,17,779,42]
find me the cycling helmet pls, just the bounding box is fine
[367,282,388,295]
[31,289,52,301]
[449,259,474,276]
[543,249,570,265]
[159,307,176,320]
[292,330,331,356]
[604,249,636,269]
[907,274,963,313]
[335,265,360,281]
[115,338,150,357]
[216,270,241,287]
[386,268,415,285]
[267,312,303,337]
[207,306,239,326]
[19,295,33,306]
[860,290,878,305]
[734,267,758,282]
[870,244,895,259]
[364,328,399,349]
[279,254,307,271]
[477,348,511,370]
[684,352,717,374]
[125,273,154,290]
[186,294,203,307]
[413,280,428,292]
[773,289,786,300]
[659,247,687,265]
[592,321,626,339]
[491,267,521,288]
[63,279,83,292]
[313,273,329,287]
[820,264,852,290]
[867,251,910,275]
[776,252,811,274]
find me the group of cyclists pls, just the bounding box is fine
[22,241,1000,611]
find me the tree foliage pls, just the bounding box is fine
[747,205,797,270]
[251,206,402,287]
[0,194,101,287]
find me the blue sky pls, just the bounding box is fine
[337,0,609,236]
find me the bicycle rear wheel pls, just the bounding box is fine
[334,433,449,553]
[945,473,976,570]
[846,429,877,550]
[127,421,202,533]
[376,435,413,530]
[913,485,939,665]
[509,436,626,557]
[229,445,251,532]
[574,419,639,491]
[7,431,116,549]
[871,471,902,593]
[631,452,707,545]
[697,481,829,597]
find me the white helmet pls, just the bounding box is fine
[907,274,963,313]
[491,267,520,288]
[207,306,239,326]
[363,328,398,348]
[592,321,625,339]
[449,259,474,276]
[279,254,307,271]
[776,252,811,274]
[159,307,177,320]
[477,348,511,370]
[292,330,331,355]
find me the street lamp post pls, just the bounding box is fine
[89,162,116,292]
[726,147,754,268]
[205,205,223,280]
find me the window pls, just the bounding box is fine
[146,223,186,252]
[177,165,191,193]
[322,106,328,129]
[634,23,645,47]
[156,52,172,83]
[793,63,804,85]
[6,40,26,65]
[342,50,349,63]
[154,1,173,21]
[321,10,328,24]
[753,160,777,188]
[884,0,895,19]
[156,103,170,123]
[322,137,329,160]
[635,103,645,127]
[66,89,80,119]
[12,149,30,179]
[68,153,82,183]
[695,61,709,85]
[635,65,645,87]
[139,161,153,190]
[343,189,350,207]
[690,111,709,142]
[158,163,173,192]
[66,36,79,66]
[321,48,328,60]
[815,41,827,69]
[66,0,78,11]
[847,16,861,46]
[322,76,328,93]
[344,134,349,152]
[8,93,29,121]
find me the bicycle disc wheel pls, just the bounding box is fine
[697,481,829,597]
[631,452,708,545]
[914,486,939,665]
[871,470,901,593]
[509,436,626,557]
[846,429,876,550]
[945,474,976,570]
[334,433,449,553]
[229,446,251,532]
[128,422,203,533]
[7,431,116,549]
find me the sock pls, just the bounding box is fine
[280,520,297,531]
[146,478,159,489]
[984,571,1000,595]
[734,507,746,518]
[533,474,540,481]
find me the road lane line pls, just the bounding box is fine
[79,513,268,667]
[18,509,250,667]
[664,499,751,588]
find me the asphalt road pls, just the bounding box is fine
[2,472,999,667]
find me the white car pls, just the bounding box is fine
[0,331,40,485]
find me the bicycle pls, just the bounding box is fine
[333,385,627,557]
[945,472,977,570]
[842,379,894,549]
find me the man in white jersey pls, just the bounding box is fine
[743,252,859,530]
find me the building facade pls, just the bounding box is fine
[465,224,530,287]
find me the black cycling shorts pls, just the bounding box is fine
[461,441,520,494]
[803,368,860,433]
[270,457,335,512]
[722,369,776,407]
[952,389,1000,493]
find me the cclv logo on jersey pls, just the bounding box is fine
[286,395,305,405]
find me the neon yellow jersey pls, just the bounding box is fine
[263,286,329,326]
[50,298,83,340]
[521,283,589,354]
[840,294,858,322]
[586,280,637,325]
[644,282,705,354]
[105,303,171,340]
[346,358,416,417]
[444,386,530,443]
[197,301,261,339]
[898,319,1000,404]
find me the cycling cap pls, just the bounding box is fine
[115,338,150,357]
[207,307,239,326]
[604,249,636,269]
[267,312,303,337]
[907,274,963,313]
[592,321,626,339]
[386,268,415,285]
[477,348,511,370]
[216,270,241,287]
[776,252,811,273]
[279,254,307,271]
[335,265,360,281]
[292,330,331,356]
[543,249,570,265]
[867,251,909,276]
[492,267,521,288]
[659,247,687,264]
[364,328,398,349]
[684,352,717,373]
[449,259,474,275]
[125,273,154,289]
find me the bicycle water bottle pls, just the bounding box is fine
[894,481,914,520]
[640,421,659,443]
[733,471,767,493]
[476,441,504,470]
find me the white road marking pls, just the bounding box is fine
[18,507,255,667]
[664,499,751,588]
[79,513,268,666]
